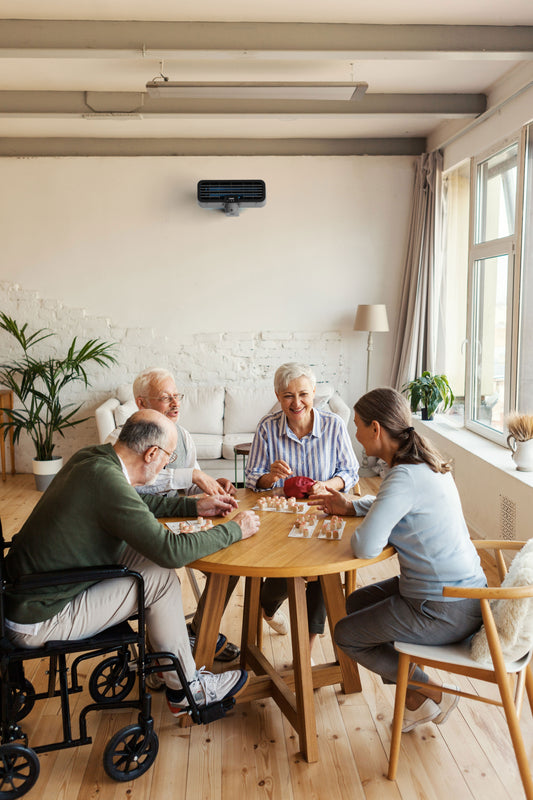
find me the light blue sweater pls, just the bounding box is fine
[351,463,486,601]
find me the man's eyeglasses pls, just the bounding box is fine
[149,393,184,405]
[151,445,178,464]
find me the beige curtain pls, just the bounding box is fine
[390,150,444,390]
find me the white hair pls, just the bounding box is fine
[274,362,317,393]
[133,368,175,399]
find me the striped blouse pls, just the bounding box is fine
[245,408,359,491]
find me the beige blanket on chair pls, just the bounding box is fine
[471,538,533,666]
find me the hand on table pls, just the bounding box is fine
[307,480,327,496]
[233,510,260,539]
[306,486,355,516]
[216,477,237,496]
[193,469,232,496]
[196,493,239,517]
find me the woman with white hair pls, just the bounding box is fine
[245,362,359,654]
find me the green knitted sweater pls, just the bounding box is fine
[5,444,241,623]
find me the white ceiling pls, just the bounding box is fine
[1,1,532,156]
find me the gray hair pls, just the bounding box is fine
[274,362,317,394]
[133,368,175,399]
[117,413,168,455]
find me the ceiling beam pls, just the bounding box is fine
[0,21,532,60]
[0,137,426,157]
[0,91,487,116]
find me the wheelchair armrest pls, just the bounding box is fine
[14,565,140,590]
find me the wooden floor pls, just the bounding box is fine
[1,473,532,800]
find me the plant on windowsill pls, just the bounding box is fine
[506,412,533,472]
[402,371,455,421]
[0,312,116,490]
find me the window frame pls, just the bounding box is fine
[464,131,526,445]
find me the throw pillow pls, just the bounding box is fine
[470,538,533,665]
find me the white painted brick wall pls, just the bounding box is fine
[0,281,349,473]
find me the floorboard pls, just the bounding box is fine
[0,473,531,800]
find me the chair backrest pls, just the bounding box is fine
[470,538,533,666]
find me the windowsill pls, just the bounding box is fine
[413,415,533,489]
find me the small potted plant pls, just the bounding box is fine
[506,412,533,472]
[0,312,116,490]
[402,371,455,420]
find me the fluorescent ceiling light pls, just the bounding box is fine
[145,82,368,101]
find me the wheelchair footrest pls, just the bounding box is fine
[194,696,236,724]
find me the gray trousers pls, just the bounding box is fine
[334,576,483,687]
[8,546,197,691]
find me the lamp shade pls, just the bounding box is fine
[353,304,389,332]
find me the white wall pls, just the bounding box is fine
[0,154,414,469]
[415,419,533,544]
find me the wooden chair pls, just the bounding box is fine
[388,540,533,800]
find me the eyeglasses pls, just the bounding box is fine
[148,393,184,405]
[151,445,178,464]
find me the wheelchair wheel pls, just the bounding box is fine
[0,743,39,799]
[8,679,35,723]
[88,656,136,703]
[103,724,158,782]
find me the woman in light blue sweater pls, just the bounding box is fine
[310,387,486,732]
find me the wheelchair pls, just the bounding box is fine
[0,521,237,799]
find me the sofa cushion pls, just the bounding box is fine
[116,384,134,404]
[179,386,224,435]
[222,433,257,461]
[191,433,223,460]
[114,399,138,427]
[224,385,275,435]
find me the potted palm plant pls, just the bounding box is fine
[0,313,116,490]
[402,371,455,420]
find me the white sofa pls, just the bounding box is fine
[95,383,351,483]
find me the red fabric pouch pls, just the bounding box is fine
[283,476,316,499]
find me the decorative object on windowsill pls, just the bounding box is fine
[506,412,533,472]
[353,304,389,476]
[0,313,116,491]
[402,371,454,421]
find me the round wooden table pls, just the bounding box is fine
[178,488,395,762]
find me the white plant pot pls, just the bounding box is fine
[32,456,63,492]
[507,436,533,472]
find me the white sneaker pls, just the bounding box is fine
[264,611,288,635]
[166,667,249,716]
[433,684,460,724]
[401,697,441,732]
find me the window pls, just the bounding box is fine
[466,139,522,442]
[442,125,533,444]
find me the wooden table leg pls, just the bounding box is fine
[345,568,357,597]
[0,391,15,481]
[0,407,5,482]
[287,576,318,763]
[320,572,362,694]
[193,572,229,669]
[241,577,263,670]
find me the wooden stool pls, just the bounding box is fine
[233,442,251,487]
[0,389,15,481]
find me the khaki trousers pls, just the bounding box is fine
[9,546,196,691]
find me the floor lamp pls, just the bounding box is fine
[353,304,389,475]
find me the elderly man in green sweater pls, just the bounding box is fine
[4,409,259,717]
